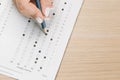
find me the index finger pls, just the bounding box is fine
[14,0,44,19]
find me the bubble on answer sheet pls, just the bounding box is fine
[46,29,49,32]
[34,61,37,64]
[22,34,25,36]
[50,38,53,41]
[38,50,41,53]
[28,19,31,23]
[36,58,38,60]
[40,67,42,69]
[24,65,27,68]
[62,8,64,11]
[10,61,13,63]
[34,45,36,47]
[35,41,37,44]
[31,67,33,70]
[44,56,46,59]
[64,2,67,4]
[17,63,20,65]
[53,13,55,16]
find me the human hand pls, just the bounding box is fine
[13,0,53,23]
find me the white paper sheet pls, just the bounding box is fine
[0,0,83,80]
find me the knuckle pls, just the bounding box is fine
[16,0,26,12]
[31,10,39,18]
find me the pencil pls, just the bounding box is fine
[35,0,47,35]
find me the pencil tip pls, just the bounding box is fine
[45,33,48,36]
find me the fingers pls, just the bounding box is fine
[14,0,44,21]
[13,0,53,20]
[40,0,53,17]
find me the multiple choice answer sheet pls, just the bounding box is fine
[0,0,83,80]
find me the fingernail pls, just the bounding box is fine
[45,8,51,17]
[35,17,43,24]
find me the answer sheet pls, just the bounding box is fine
[0,0,83,80]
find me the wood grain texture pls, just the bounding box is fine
[1,0,120,80]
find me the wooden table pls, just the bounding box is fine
[1,0,120,80]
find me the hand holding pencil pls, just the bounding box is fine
[13,0,53,34]
[13,0,53,19]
